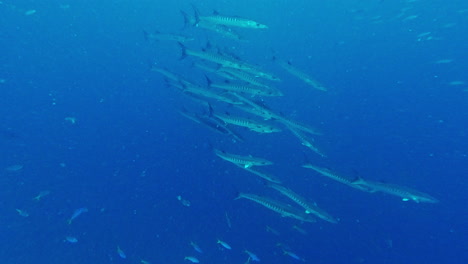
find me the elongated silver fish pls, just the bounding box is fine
[285,125,325,157]
[352,178,439,203]
[192,8,268,29]
[214,149,273,168]
[235,164,282,184]
[214,112,281,133]
[274,58,327,91]
[268,183,337,223]
[236,193,316,222]
[302,164,372,192]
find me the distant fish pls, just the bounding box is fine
[16,209,29,217]
[184,256,199,263]
[68,207,88,224]
[6,164,23,172]
[191,7,268,29]
[117,246,126,259]
[64,236,78,243]
[217,239,232,250]
[244,250,260,262]
[190,241,203,253]
[24,9,37,16]
[33,190,50,201]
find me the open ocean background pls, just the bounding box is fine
[1,0,467,263]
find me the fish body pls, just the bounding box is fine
[245,250,260,262]
[192,8,267,29]
[268,183,337,223]
[238,165,282,184]
[190,242,203,253]
[64,236,78,243]
[214,113,281,133]
[68,207,88,224]
[302,165,372,191]
[352,178,439,203]
[214,149,273,168]
[117,246,126,259]
[33,190,50,201]
[275,59,327,91]
[285,126,325,157]
[184,256,200,263]
[217,239,232,250]
[236,193,316,223]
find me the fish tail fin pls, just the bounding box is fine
[191,4,201,26]
[180,10,192,29]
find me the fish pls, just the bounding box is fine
[217,239,232,250]
[268,183,337,223]
[213,112,281,133]
[244,250,260,262]
[206,77,282,97]
[6,164,23,172]
[282,249,305,262]
[192,8,268,29]
[236,193,316,223]
[178,43,256,72]
[117,246,126,259]
[33,190,50,201]
[214,149,273,168]
[285,125,325,157]
[236,165,282,184]
[178,108,244,142]
[352,178,439,203]
[16,209,29,217]
[275,116,322,135]
[143,30,194,42]
[218,67,272,89]
[67,207,88,224]
[181,11,245,41]
[274,58,327,91]
[64,236,78,243]
[190,242,203,253]
[184,256,200,263]
[302,164,373,192]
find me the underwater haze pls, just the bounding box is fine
[1,0,467,264]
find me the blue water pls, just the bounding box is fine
[1,0,467,263]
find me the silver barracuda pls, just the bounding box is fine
[181,10,246,41]
[236,193,316,223]
[206,77,282,97]
[352,178,439,203]
[214,149,273,168]
[274,58,328,91]
[192,7,268,29]
[235,164,282,184]
[268,183,337,223]
[302,164,373,192]
[276,116,322,135]
[213,112,281,133]
[286,125,326,157]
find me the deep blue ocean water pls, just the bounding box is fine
[1,0,467,263]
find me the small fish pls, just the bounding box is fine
[67,207,88,224]
[190,241,203,253]
[282,249,305,262]
[244,250,260,262]
[6,164,23,172]
[16,209,29,217]
[33,190,50,201]
[217,239,232,250]
[214,149,273,168]
[184,256,199,263]
[64,236,78,243]
[25,9,37,16]
[117,246,126,259]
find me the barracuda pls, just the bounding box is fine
[214,149,273,168]
[268,183,338,223]
[236,193,316,223]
